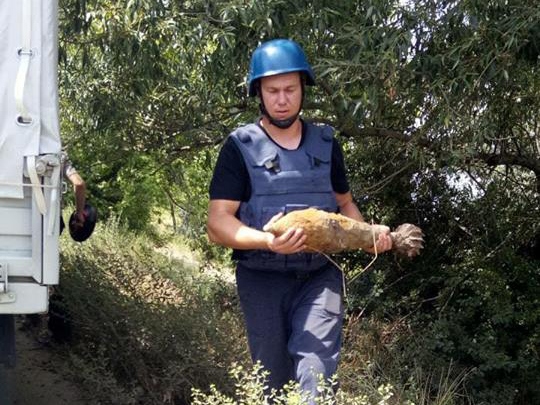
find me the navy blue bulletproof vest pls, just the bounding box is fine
[230,122,338,272]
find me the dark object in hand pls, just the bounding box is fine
[69,203,97,242]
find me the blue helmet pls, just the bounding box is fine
[247,39,315,97]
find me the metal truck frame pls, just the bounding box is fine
[0,1,62,398]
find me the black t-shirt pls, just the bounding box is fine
[209,122,350,201]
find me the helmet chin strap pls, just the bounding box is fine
[259,103,300,129]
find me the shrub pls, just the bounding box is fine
[191,360,471,405]
[56,219,248,404]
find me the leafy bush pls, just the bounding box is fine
[191,360,471,405]
[56,219,247,404]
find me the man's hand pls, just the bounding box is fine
[363,225,393,254]
[72,210,87,229]
[263,213,307,254]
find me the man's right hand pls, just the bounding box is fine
[72,210,87,229]
[263,213,307,254]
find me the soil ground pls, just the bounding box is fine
[2,317,88,405]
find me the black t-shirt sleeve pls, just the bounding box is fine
[209,137,250,201]
[331,138,350,194]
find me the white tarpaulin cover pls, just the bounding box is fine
[0,0,61,199]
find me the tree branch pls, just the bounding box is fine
[475,152,540,193]
[475,152,540,176]
[339,126,413,143]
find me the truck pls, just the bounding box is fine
[0,0,62,401]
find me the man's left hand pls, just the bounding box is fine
[363,225,393,254]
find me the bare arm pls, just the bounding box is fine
[334,191,392,253]
[66,171,86,224]
[335,191,365,222]
[207,199,307,254]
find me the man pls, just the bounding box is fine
[207,39,392,401]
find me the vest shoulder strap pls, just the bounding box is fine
[230,124,278,166]
[309,122,334,142]
[303,122,334,161]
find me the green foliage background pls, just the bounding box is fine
[55,0,539,403]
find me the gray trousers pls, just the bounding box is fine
[236,263,344,401]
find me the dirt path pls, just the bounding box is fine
[6,317,89,405]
